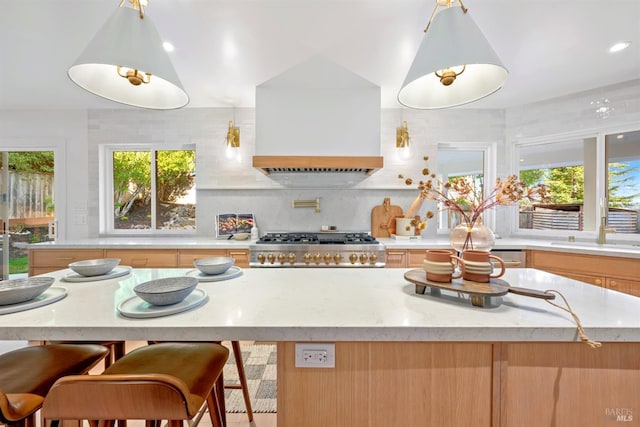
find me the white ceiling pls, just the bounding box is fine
[1,0,639,110]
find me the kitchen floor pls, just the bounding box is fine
[90,341,277,427]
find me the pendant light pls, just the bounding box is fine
[68,0,189,109]
[398,0,508,109]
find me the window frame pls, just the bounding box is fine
[435,142,497,235]
[511,125,640,242]
[99,144,197,236]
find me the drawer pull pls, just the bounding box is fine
[131,258,149,267]
[56,257,75,261]
[610,281,617,287]
[595,279,602,286]
[493,261,521,268]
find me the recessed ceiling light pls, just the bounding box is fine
[163,42,175,52]
[616,134,624,139]
[609,41,631,53]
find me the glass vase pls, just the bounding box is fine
[449,222,495,253]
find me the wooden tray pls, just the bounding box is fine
[404,269,555,307]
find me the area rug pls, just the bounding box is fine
[223,343,277,413]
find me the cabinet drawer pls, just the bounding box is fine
[607,278,640,297]
[385,250,407,268]
[105,250,177,268]
[178,250,228,267]
[30,249,105,267]
[228,250,250,268]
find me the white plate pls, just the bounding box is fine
[185,266,243,282]
[62,266,132,282]
[117,288,208,319]
[0,286,68,315]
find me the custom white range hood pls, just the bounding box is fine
[253,56,383,177]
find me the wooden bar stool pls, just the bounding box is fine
[226,341,254,422]
[148,340,254,421]
[42,342,229,427]
[45,341,126,369]
[0,343,110,427]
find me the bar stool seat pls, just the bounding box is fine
[0,343,110,427]
[42,342,229,427]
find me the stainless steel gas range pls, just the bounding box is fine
[249,232,386,267]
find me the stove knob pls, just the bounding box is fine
[267,253,276,264]
[288,252,296,264]
[323,252,332,264]
[349,253,358,264]
[359,253,368,264]
[313,253,322,264]
[277,253,286,264]
[257,253,266,264]
[303,253,312,264]
[334,253,343,264]
[369,253,378,264]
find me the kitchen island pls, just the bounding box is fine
[1,267,639,426]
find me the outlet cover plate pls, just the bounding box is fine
[295,342,335,368]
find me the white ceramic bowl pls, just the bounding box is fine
[193,257,235,275]
[0,277,55,305]
[134,277,198,306]
[233,233,250,240]
[68,258,121,277]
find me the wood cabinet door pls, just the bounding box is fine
[29,249,105,276]
[105,249,178,268]
[278,342,492,427]
[385,250,406,268]
[607,278,640,297]
[500,342,640,427]
[228,250,250,268]
[550,270,605,287]
[407,249,428,267]
[177,249,228,267]
[30,249,105,268]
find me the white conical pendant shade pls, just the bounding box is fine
[68,6,189,109]
[398,6,508,109]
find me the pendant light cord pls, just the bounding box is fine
[424,0,468,32]
[119,0,145,19]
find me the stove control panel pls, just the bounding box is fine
[249,244,386,268]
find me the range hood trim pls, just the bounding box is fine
[252,155,383,176]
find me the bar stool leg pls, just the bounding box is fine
[230,341,254,422]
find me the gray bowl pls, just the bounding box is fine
[68,258,121,277]
[0,277,55,306]
[193,257,235,275]
[134,277,198,306]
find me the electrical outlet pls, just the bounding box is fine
[295,342,335,368]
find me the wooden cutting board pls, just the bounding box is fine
[371,198,403,238]
[404,269,555,307]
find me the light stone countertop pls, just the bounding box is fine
[28,237,253,250]
[380,237,640,259]
[29,236,640,259]
[0,268,639,343]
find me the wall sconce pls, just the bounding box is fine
[68,0,188,109]
[396,121,411,159]
[226,120,240,160]
[398,0,508,109]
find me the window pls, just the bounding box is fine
[436,144,492,232]
[103,146,196,234]
[516,136,596,233]
[605,130,640,235]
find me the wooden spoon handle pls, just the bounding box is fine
[508,286,556,300]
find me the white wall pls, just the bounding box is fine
[2,79,638,240]
[85,106,504,238]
